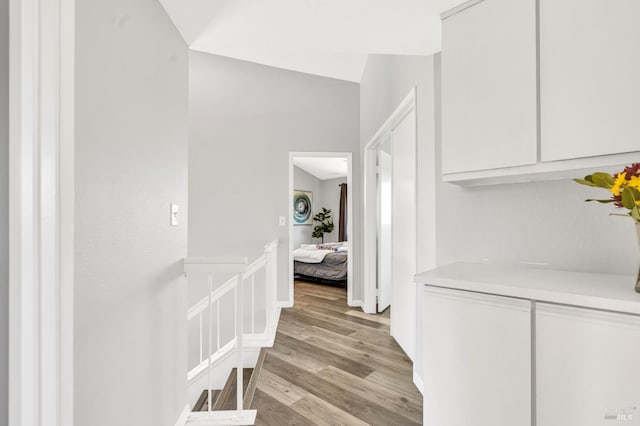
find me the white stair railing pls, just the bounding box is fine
[183,240,279,426]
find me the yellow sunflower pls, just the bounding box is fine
[610,172,627,196]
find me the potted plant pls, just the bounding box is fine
[312,207,334,244]
[575,163,640,292]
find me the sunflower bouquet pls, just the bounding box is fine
[575,163,640,223]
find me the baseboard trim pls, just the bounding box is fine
[187,409,257,425]
[175,404,191,426]
[413,371,424,395]
[348,299,364,309]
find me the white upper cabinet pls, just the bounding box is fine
[442,0,538,174]
[540,0,640,162]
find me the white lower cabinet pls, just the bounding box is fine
[536,303,640,426]
[423,287,532,426]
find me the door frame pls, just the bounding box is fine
[9,0,75,424]
[376,148,392,313]
[287,152,354,307]
[362,88,416,314]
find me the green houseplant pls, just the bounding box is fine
[575,162,640,292]
[312,207,334,243]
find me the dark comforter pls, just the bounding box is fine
[294,251,347,282]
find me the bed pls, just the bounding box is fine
[293,243,348,287]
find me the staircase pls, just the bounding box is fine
[194,349,266,412]
[181,242,279,426]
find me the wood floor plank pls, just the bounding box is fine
[291,303,386,330]
[348,328,407,353]
[303,335,413,376]
[252,389,316,426]
[267,341,326,373]
[295,284,347,302]
[345,309,391,325]
[263,354,421,426]
[295,296,350,315]
[290,394,370,426]
[290,305,385,332]
[254,281,422,425]
[295,281,346,297]
[294,285,344,301]
[282,309,357,336]
[308,325,412,365]
[296,293,350,309]
[274,332,375,379]
[255,368,307,407]
[276,316,313,340]
[317,366,423,422]
[365,370,425,404]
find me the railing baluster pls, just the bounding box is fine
[199,312,203,364]
[251,274,255,334]
[208,273,213,413]
[236,272,244,412]
[216,299,220,352]
[265,247,271,335]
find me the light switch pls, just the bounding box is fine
[170,204,179,226]
[279,216,286,226]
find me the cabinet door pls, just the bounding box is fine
[423,287,532,426]
[540,0,640,161]
[537,304,640,426]
[442,0,538,174]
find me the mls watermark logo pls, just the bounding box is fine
[605,407,637,422]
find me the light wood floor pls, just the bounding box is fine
[252,280,422,425]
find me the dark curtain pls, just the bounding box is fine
[338,183,348,241]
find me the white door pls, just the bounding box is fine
[537,303,640,426]
[377,149,392,313]
[390,109,417,360]
[423,287,532,426]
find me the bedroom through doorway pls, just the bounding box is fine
[288,153,353,306]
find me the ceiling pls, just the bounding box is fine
[294,157,348,180]
[158,0,466,82]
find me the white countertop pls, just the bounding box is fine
[415,262,640,315]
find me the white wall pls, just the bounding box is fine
[360,55,438,274]
[189,52,361,302]
[0,0,8,422]
[293,166,321,248]
[75,1,189,425]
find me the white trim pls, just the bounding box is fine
[350,299,364,309]
[175,404,191,426]
[441,0,485,20]
[187,410,257,426]
[288,152,354,307]
[9,0,75,424]
[362,88,417,314]
[443,151,640,187]
[413,371,424,395]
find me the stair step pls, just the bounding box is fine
[244,348,267,409]
[193,349,268,413]
[193,389,221,412]
[219,368,254,411]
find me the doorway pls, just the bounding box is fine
[288,152,354,307]
[364,89,417,361]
